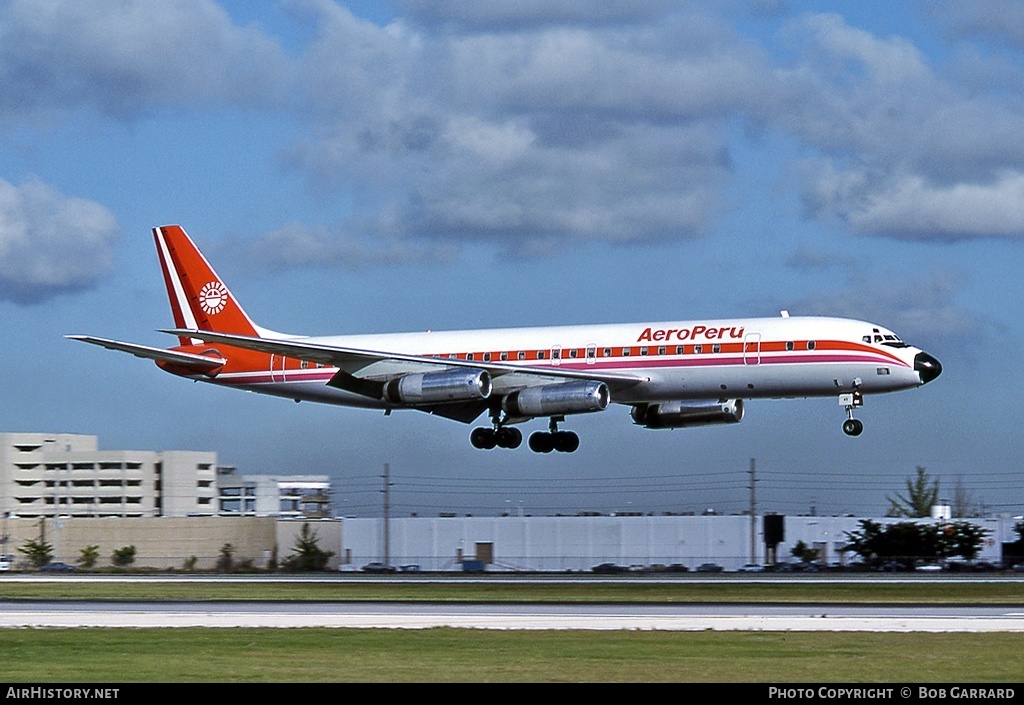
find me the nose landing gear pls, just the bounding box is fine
[839,389,864,437]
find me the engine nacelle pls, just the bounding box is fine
[384,368,491,404]
[502,381,610,418]
[631,399,744,429]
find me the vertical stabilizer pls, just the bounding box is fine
[153,225,263,346]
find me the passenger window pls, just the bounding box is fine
[622,347,631,356]
[483,352,491,362]
[712,344,720,353]
[537,350,546,360]
[640,347,648,356]
[786,341,794,351]
[603,348,611,357]
[675,346,683,355]
[657,346,665,355]
[694,345,702,354]
[517,351,525,361]
[807,341,816,350]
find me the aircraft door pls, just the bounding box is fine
[270,354,287,382]
[551,345,562,366]
[743,333,761,365]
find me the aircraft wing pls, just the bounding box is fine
[160,328,648,393]
[66,335,227,373]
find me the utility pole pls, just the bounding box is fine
[381,463,392,565]
[749,458,757,564]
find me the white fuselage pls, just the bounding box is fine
[209,315,929,410]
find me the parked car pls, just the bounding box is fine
[695,563,723,572]
[361,562,397,573]
[0,555,13,571]
[738,563,765,573]
[39,562,76,572]
[591,562,629,573]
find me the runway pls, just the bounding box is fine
[1,600,1021,631]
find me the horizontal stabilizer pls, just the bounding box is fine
[66,335,226,372]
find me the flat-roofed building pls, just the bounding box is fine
[216,467,331,519]
[0,433,216,519]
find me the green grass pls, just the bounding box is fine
[0,629,1020,682]
[0,578,1022,604]
[1,578,1021,682]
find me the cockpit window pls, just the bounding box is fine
[870,331,910,348]
[867,329,909,348]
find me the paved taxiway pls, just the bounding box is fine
[1,600,1021,631]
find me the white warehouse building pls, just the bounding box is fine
[339,514,1010,572]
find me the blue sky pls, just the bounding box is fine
[2,0,1023,518]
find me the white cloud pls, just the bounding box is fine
[773,12,1024,241]
[847,171,1024,239]
[7,2,1024,265]
[0,0,290,121]
[787,268,981,345]
[931,0,1024,47]
[220,221,458,272]
[0,179,119,303]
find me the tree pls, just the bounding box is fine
[790,540,818,564]
[937,522,988,561]
[843,519,988,568]
[282,523,335,572]
[111,545,136,567]
[18,539,53,568]
[887,466,940,518]
[216,543,235,572]
[950,476,982,518]
[78,545,100,569]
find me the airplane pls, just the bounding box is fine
[69,225,942,453]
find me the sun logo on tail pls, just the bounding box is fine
[198,281,229,315]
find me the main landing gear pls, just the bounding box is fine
[839,389,864,437]
[470,425,522,449]
[470,407,523,450]
[528,416,580,454]
[470,414,580,453]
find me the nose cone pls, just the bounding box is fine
[914,352,942,384]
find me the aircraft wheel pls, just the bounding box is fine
[471,427,497,449]
[495,427,522,449]
[842,418,864,437]
[529,431,554,453]
[505,427,523,449]
[554,431,580,453]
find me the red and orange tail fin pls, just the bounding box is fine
[153,225,263,346]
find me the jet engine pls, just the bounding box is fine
[630,399,744,429]
[384,368,491,404]
[502,381,610,418]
